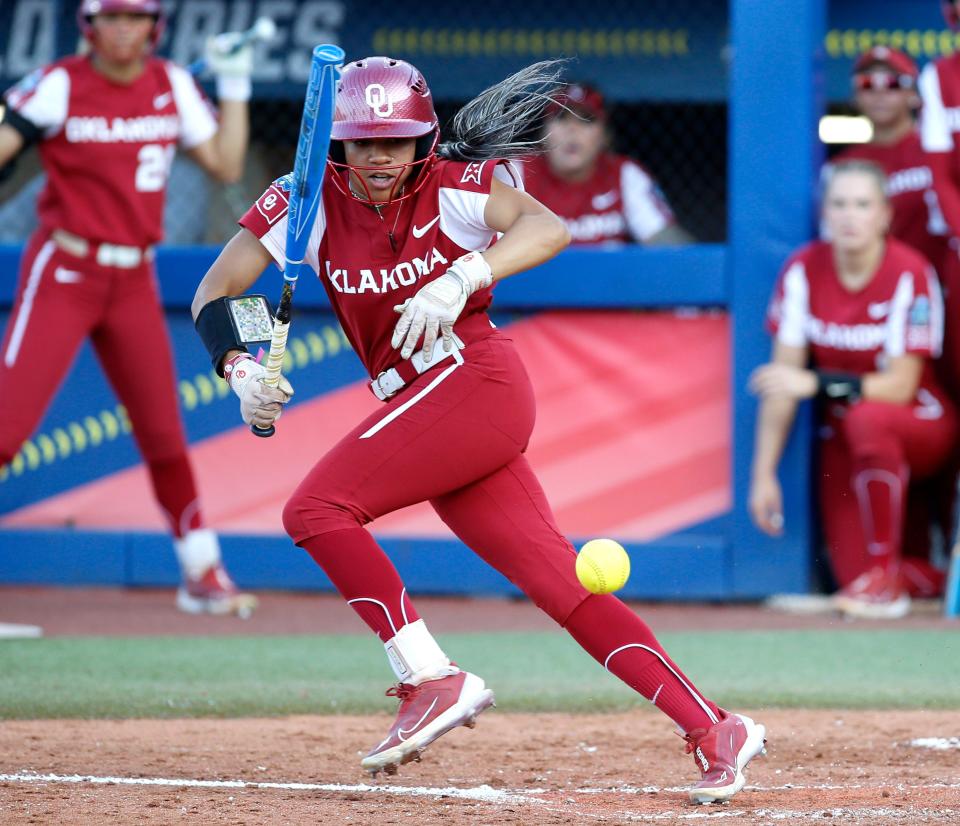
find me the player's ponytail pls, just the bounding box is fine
[437,60,567,162]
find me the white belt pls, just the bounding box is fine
[370,333,465,401]
[51,229,154,269]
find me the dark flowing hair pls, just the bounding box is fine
[437,60,568,162]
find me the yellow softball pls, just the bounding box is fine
[575,538,630,595]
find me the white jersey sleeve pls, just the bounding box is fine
[5,66,69,138]
[620,160,673,242]
[241,176,327,276]
[258,206,327,277]
[920,62,953,153]
[773,261,810,348]
[165,62,218,150]
[438,163,522,250]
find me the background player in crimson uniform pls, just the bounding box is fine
[0,0,256,615]
[920,1,960,402]
[826,47,957,600]
[832,47,949,269]
[521,82,693,246]
[749,161,957,619]
[192,57,766,803]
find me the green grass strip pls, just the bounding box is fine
[1,630,958,719]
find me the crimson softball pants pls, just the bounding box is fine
[819,397,958,594]
[283,332,723,733]
[0,230,201,536]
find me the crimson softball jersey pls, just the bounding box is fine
[832,133,950,270]
[767,238,948,410]
[4,55,217,247]
[239,158,519,378]
[521,152,675,244]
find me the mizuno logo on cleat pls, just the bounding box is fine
[696,746,710,772]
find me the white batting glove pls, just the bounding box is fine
[391,252,493,361]
[205,31,254,101]
[224,355,294,429]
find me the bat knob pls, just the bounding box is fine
[250,423,275,438]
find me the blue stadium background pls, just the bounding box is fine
[0,0,946,598]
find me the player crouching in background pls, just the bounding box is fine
[0,0,256,616]
[749,160,957,619]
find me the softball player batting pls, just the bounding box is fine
[193,56,766,803]
[0,0,255,615]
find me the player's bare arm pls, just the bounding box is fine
[192,227,273,322]
[748,341,807,536]
[481,177,570,280]
[186,99,249,184]
[0,123,25,170]
[860,354,923,404]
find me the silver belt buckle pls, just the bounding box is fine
[372,371,397,401]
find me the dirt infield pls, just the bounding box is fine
[2,588,959,823]
[1,710,958,824]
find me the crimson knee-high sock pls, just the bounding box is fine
[148,454,203,538]
[851,458,908,571]
[563,594,721,733]
[301,527,419,641]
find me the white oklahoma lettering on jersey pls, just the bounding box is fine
[365,84,393,117]
[324,248,449,294]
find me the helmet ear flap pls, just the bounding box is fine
[414,129,438,161]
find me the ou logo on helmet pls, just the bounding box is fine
[365,84,394,118]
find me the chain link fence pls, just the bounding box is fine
[0,0,729,245]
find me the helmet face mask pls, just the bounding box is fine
[77,0,165,52]
[328,57,440,205]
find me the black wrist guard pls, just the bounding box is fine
[815,370,862,402]
[195,298,250,376]
[0,100,41,145]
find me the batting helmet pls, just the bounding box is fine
[328,57,440,204]
[944,1,960,30]
[77,0,165,49]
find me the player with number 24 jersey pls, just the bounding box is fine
[0,0,253,616]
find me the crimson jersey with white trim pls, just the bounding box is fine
[767,239,948,405]
[521,152,674,245]
[4,55,217,247]
[832,133,949,270]
[239,158,518,378]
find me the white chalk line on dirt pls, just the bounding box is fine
[4,771,960,814]
[609,807,960,823]
[911,737,960,750]
[0,773,539,805]
[565,779,960,795]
